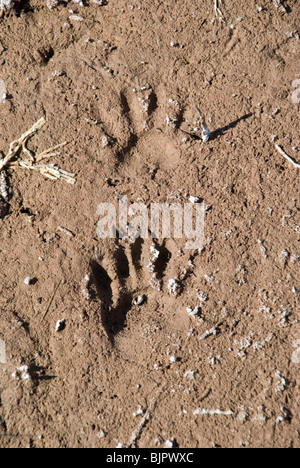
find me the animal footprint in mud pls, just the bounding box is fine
[89,81,184,168]
[86,236,196,344]
[82,84,199,341]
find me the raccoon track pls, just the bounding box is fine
[90,80,184,170]
[83,78,194,344]
[87,235,190,344]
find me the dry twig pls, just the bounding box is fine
[0,117,75,184]
[214,0,225,21]
[0,171,9,200]
[273,0,288,13]
[0,117,46,172]
[275,144,300,169]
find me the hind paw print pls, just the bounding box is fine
[83,236,198,343]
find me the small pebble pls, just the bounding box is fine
[170,355,178,363]
[164,438,176,448]
[189,196,201,204]
[55,319,66,333]
[133,295,146,306]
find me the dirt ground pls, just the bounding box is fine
[0,0,299,449]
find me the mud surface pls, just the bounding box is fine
[0,0,299,448]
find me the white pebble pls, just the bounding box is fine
[55,319,66,333]
[170,355,178,363]
[164,438,175,448]
[133,295,146,306]
[186,306,201,317]
[189,196,201,204]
